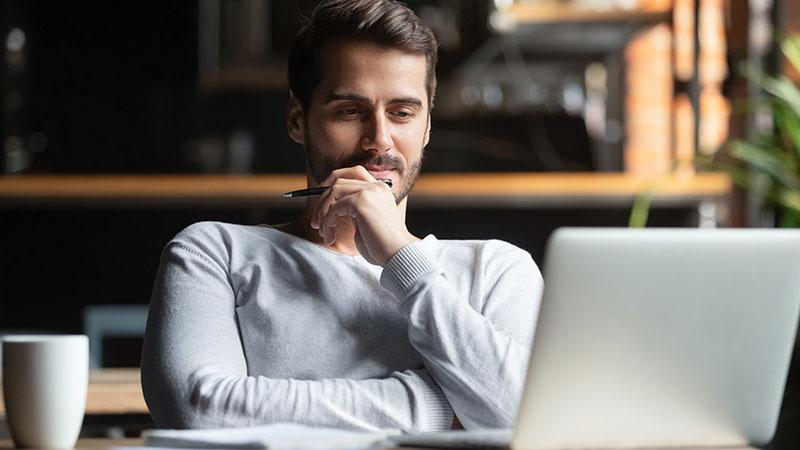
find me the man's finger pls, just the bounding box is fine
[312,180,363,229]
[320,195,358,245]
[320,165,376,187]
[321,213,339,246]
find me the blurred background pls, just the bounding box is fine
[1,0,799,446]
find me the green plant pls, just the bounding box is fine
[722,34,800,227]
[628,182,657,228]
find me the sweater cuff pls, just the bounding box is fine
[380,241,436,298]
[418,372,454,431]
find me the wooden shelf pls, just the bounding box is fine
[501,3,671,25]
[0,368,146,416]
[0,174,304,202]
[0,173,730,208]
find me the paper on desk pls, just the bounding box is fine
[129,422,394,450]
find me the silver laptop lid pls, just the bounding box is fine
[513,228,800,450]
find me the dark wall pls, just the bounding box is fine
[27,1,198,173]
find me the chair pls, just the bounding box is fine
[83,305,149,368]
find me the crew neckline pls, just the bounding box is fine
[257,223,436,260]
[258,223,364,260]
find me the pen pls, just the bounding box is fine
[282,179,393,198]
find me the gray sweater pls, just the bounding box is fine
[141,222,543,433]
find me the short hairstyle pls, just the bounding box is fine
[288,0,439,111]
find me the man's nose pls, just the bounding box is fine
[361,112,391,153]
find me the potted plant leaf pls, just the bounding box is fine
[721,34,800,227]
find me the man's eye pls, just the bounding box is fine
[337,108,361,117]
[392,110,414,119]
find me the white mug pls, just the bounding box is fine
[2,335,88,449]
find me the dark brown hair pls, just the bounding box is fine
[288,0,439,111]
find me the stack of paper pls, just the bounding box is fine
[114,423,394,450]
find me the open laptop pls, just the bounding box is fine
[392,228,800,450]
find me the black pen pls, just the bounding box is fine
[282,179,393,198]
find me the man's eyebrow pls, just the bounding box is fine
[323,93,423,108]
[388,97,423,108]
[324,93,370,104]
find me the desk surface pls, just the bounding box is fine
[0,438,143,449]
[0,173,731,208]
[0,438,759,450]
[0,368,146,416]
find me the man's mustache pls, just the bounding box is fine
[337,153,404,171]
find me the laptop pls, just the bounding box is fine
[392,228,800,450]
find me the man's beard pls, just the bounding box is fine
[305,140,423,204]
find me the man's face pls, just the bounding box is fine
[288,39,431,203]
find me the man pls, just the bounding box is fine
[141,0,543,433]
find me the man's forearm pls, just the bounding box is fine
[380,241,542,429]
[143,364,453,432]
[401,285,530,428]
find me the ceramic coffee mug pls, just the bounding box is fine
[2,335,88,449]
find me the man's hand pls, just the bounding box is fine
[310,166,416,266]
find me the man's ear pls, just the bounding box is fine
[423,114,431,147]
[286,91,305,146]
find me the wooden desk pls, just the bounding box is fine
[0,437,762,450]
[0,438,142,449]
[0,368,147,416]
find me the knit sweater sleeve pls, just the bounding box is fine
[379,239,543,429]
[141,240,453,432]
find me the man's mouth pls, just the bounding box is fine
[362,165,397,180]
